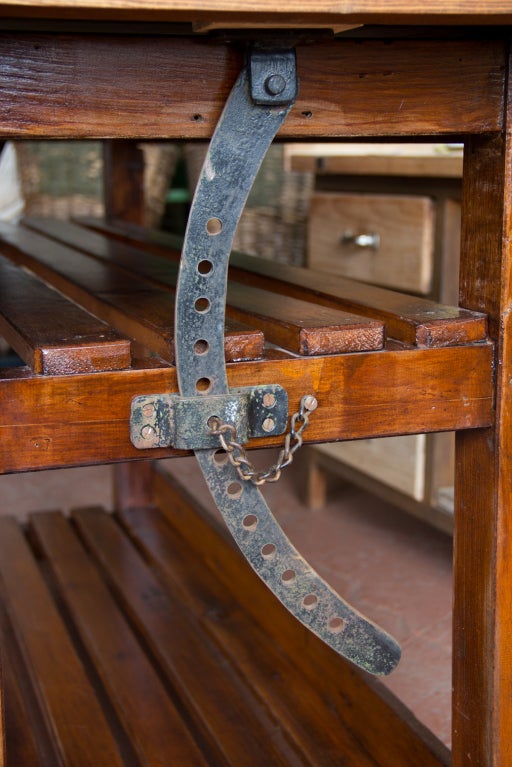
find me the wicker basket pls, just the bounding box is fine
[13,141,312,264]
[15,141,178,228]
[184,143,313,266]
[15,141,105,220]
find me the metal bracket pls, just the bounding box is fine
[132,47,400,676]
[130,385,288,450]
[248,48,298,105]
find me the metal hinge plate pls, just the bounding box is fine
[130,385,288,450]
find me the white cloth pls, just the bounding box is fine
[0,142,24,222]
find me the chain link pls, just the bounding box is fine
[209,394,318,486]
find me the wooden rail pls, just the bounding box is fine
[0,36,504,139]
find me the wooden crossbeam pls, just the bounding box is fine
[0,35,504,139]
[0,341,493,473]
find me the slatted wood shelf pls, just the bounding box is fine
[0,465,449,767]
[0,218,493,474]
[77,217,488,348]
[16,218,385,357]
[0,222,265,365]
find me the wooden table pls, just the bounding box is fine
[0,4,511,766]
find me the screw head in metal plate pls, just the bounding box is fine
[262,392,276,408]
[262,416,276,433]
[141,424,156,440]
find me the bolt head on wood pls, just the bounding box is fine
[303,395,318,412]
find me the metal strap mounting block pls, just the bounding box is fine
[130,385,288,450]
[133,45,401,675]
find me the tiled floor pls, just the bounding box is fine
[0,453,453,750]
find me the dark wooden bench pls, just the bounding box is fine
[0,464,448,767]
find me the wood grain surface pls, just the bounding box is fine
[0,341,493,473]
[0,223,264,363]
[151,465,450,767]
[83,218,488,348]
[120,500,395,767]
[103,141,145,226]
[0,253,131,374]
[0,484,449,766]
[73,506,302,767]
[0,517,125,766]
[0,1,510,25]
[307,191,435,295]
[22,218,385,355]
[0,35,504,138]
[30,510,209,767]
[453,88,512,765]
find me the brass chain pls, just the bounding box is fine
[209,395,318,486]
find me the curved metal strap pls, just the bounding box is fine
[175,53,400,676]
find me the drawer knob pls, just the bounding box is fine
[340,231,380,250]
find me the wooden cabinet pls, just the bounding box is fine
[294,145,463,531]
[308,191,435,294]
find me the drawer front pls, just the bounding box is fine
[307,192,434,294]
[315,434,426,501]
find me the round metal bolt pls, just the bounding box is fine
[303,395,318,412]
[264,74,287,96]
[142,403,155,417]
[262,416,276,433]
[262,393,276,408]
[141,424,156,440]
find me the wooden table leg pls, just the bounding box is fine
[454,72,512,764]
[103,139,159,515]
[103,140,145,226]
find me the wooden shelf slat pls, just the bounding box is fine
[79,218,488,348]
[0,517,125,766]
[72,506,303,767]
[0,223,263,364]
[0,603,55,767]
[29,510,209,767]
[0,481,448,766]
[0,217,493,474]
[150,465,450,767]
[23,218,384,356]
[118,503,380,767]
[0,253,131,375]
